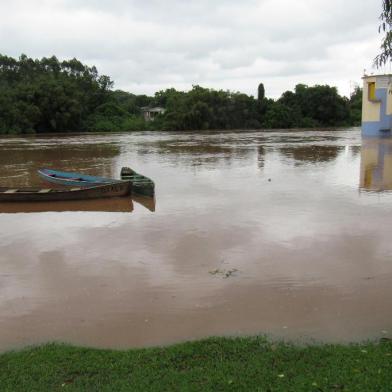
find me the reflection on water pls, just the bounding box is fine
[0,198,134,213]
[279,145,344,164]
[360,137,392,192]
[0,128,392,351]
[133,195,156,212]
[0,196,155,214]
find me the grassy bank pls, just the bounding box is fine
[0,337,391,391]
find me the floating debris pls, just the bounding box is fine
[209,268,239,278]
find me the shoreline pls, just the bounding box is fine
[0,126,360,138]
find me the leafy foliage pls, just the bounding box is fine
[154,85,262,131]
[278,84,350,127]
[375,0,392,67]
[0,54,361,134]
[349,86,363,126]
[0,54,113,133]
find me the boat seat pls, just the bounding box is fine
[4,189,17,193]
[38,189,52,193]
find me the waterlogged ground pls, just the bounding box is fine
[0,128,391,351]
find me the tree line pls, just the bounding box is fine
[0,54,362,134]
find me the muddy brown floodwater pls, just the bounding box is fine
[0,128,392,351]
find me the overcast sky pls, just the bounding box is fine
[0,0,384,98]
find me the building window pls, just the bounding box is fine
[368,82,376,101]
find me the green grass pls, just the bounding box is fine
[0,337,391,391]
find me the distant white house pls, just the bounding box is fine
[141,106,166,121]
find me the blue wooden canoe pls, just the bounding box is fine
[38,168,122,187]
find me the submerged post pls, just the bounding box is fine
[362,74,392,136]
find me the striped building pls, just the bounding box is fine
[362,74,392,136]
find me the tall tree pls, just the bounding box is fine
[257,83,265,101]
[375,0,392,67]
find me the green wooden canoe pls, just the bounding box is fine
[120,167,155,197]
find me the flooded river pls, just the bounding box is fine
[0,128,392,351]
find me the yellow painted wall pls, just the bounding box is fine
[362,76,381,122]
[368,82,376,100]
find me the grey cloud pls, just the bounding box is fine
[0,0,383,98]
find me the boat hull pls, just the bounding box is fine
[120,167,155,196]
[38,168,121,187]
[0,182,132,202]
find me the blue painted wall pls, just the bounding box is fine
[362,87,392,136]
